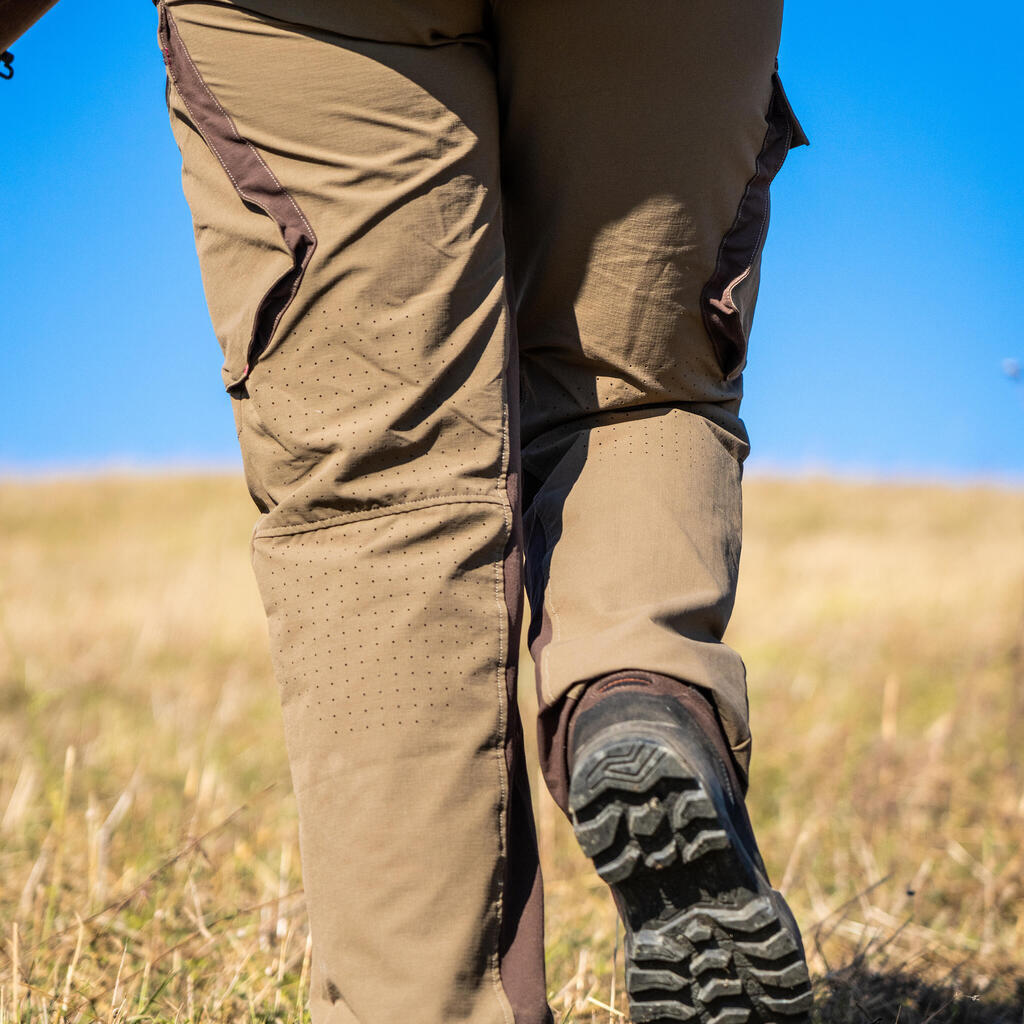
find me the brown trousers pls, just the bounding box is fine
[157,2,805,1020]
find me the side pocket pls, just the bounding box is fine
[701,71,807,383]
[157,2,316,395]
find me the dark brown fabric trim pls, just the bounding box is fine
[158,3,316,393]
[498,315,553,1024]
[700,72,804,383]
[499,756,550,1024]
[536,689,575,815]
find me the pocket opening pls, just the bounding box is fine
[700,71,806,383]
[158,3,317,395]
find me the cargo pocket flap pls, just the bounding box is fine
[772,68,809,148]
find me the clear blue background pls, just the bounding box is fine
[2,1,1022,479]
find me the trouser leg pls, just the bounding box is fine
[493,0,805,809]
[158,3,548,1021]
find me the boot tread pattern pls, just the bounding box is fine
[570,737,812,1024]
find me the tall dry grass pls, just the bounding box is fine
[1,475,1023,1022]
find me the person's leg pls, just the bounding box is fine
[493,1,808,1019]
[157,3,548,1021]
[494,0,803,828]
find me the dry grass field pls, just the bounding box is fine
[1,475,1023,1023]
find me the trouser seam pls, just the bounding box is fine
[488,342,514,1024]
[253,493,506,539]
[490,514,514,1024]
[522,400,741,450]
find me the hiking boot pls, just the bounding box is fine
[567,672,812,1024]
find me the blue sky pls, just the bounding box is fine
[2,1,1022,479]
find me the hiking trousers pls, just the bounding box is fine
[157,2,806,1020]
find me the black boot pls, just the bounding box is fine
[568,671,812,1024]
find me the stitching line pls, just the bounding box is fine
[253,494,507,539]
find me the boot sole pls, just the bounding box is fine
[569,729,813,1024]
